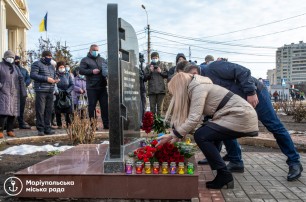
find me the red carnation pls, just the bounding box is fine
[143,157,149,162]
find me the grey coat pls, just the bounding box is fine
[0,60,22,116]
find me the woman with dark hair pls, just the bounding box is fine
[54,61,74,128]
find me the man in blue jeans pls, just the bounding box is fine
[199,59,303,181]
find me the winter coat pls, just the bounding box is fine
[175,75,258,137]
[18,65,31,87]
[56,72,74,95]
[54,72,74,114]
[30,59,56,93]
[201,60,265,100]
[144,61,168,95]
[72,76,87,105]
[0,60,24,116]
[79,53,108,89]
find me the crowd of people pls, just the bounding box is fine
[0,47,304,189]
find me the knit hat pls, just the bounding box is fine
[151,52,159,58]
[4,50,15,59]
[205,55,214,62]
[176,53,186,64]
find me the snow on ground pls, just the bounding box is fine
[0,144,73,156]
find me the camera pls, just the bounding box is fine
[150,62,159,69]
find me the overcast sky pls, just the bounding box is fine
[27,0,306,78]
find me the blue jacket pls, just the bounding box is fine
[30,59,56,93]
[199,62,207,76]
[18,65,31,87]
[56,72,74,94]
[201,61,264,99]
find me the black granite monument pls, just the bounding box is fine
[104,4,142,173]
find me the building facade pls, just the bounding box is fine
[276,41,306,85]
[0,0,31,60]
[267,69,277,85]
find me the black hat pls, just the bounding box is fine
[15,55,21,60]
[176,53,186,64]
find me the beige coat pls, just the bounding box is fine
[176,75,258,136]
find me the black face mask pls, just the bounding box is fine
[15,61,20,66]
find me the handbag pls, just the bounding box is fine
[57,91,71,109]
[77,94,88,110]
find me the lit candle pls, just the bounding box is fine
[153,162,160,174]
[185,137,191,144]
[125,161,133,174]
[161,162,169,174]
[136,162,143,174]
[187,162,194,174]
[144,162,152,174]
[170,162,177,174]
[178,162,185,174]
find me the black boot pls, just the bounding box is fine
[206,167,234,189]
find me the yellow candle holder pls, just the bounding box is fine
[185,137,191,144]
[144,162,152,174]
[178,162,185,174]
[161,162,169,174]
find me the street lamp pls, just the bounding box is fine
[141,4,150,63]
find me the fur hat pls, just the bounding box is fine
[4,50,15,59]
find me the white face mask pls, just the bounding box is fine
[51,59,57,67]
[5,58,14,64]
[152,59,159,63]
[59,68,65,73]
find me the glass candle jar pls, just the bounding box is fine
[161,162,169,174]
[125,161,133,174]
[187,162,194,175]
[170,162,177,174]
[135,162,143,174]
[144,162,152,174]
[185,137,191,144]
[178,162,185,174]
[153,162,160,174]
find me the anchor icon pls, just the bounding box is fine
[9,179,18,192]
[4,177,23,196]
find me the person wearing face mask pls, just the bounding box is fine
[14,56,31,129]
[54,61,74,128]
[0,50,26,138]
[79,44,109,129]
[30,51,60,136]
[144,52,168,116]
[72,68,87,119]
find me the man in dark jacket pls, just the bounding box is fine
[14,56,31,129]
[199,60,302,181]
[144,52,168,116]
[79,44,109,129]
[30,51,59,136]
[167,53,186,82]
[199,55,214,76]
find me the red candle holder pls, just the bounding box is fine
[135,162,143,174]
[153,162,160,174]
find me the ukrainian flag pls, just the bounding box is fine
[39,12,48,32]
